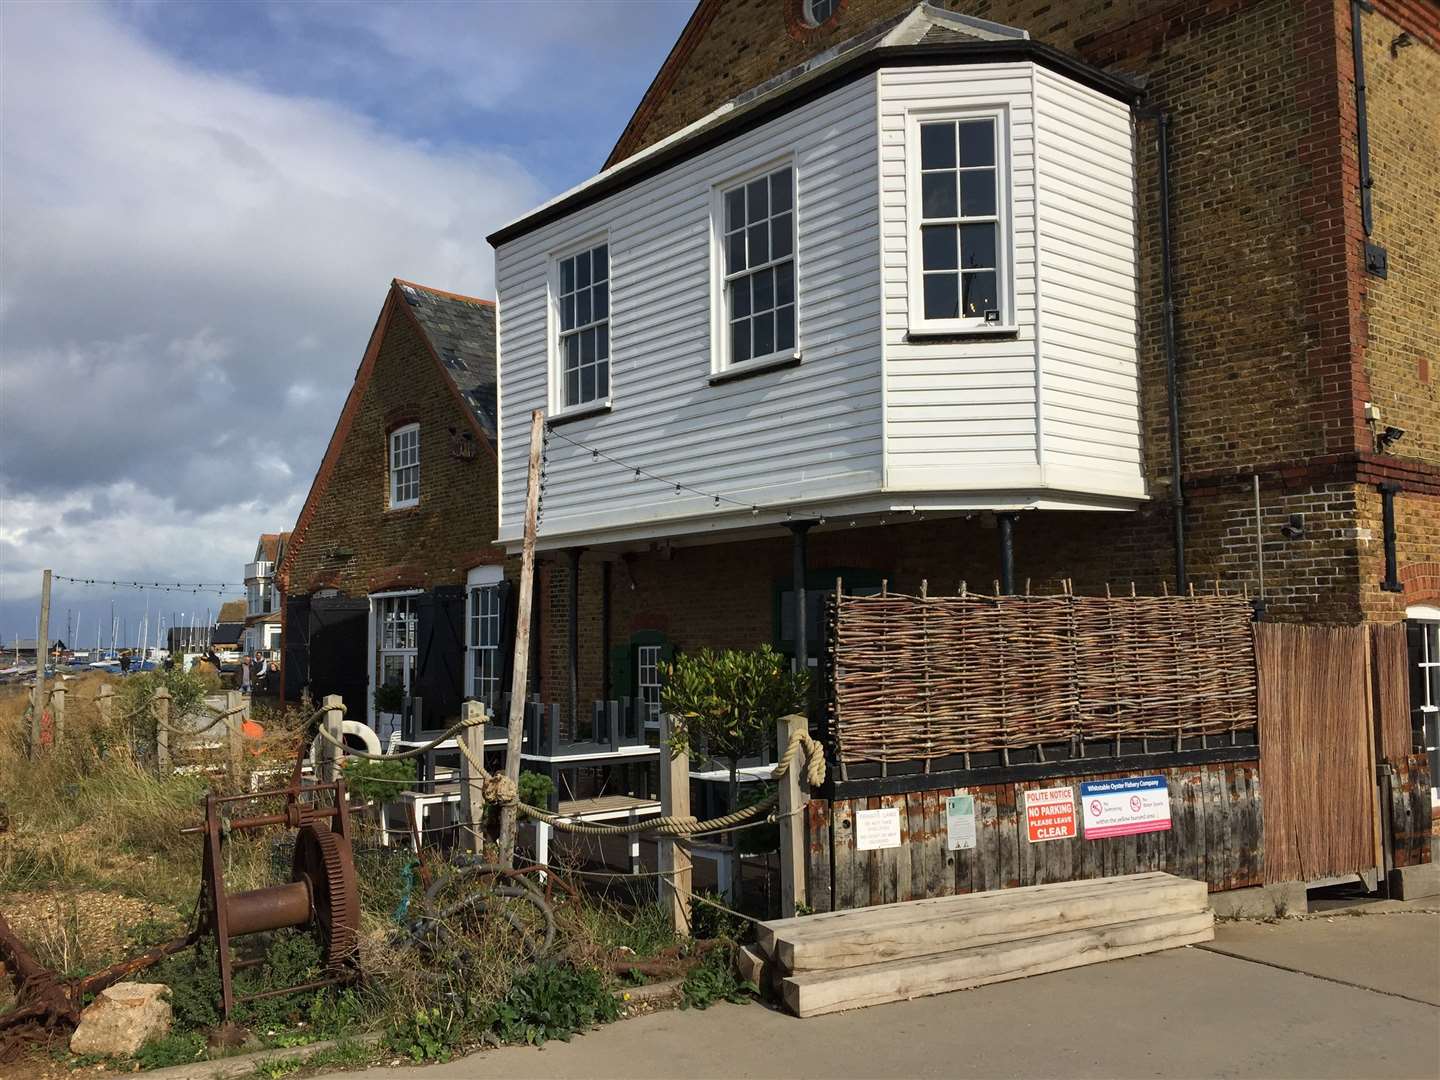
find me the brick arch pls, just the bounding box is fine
[1399,561,1440,606]
[785,0,847,41]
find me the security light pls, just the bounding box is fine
[1377,426,1406,453]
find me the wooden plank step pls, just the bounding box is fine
[782,909,1214,1018]
[757,871,1174,951]
[770,875,1206,973]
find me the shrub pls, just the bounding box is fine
[342,757,416,801]
[680,944,756,1010]
[518,770,555,808]
[489,962,619,1046]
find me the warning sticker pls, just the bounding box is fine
[1024,786,1077,843]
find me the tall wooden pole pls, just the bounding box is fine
[499,409,544,867]
[30,569,52,755]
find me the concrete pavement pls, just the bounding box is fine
[335,912,1440,1080]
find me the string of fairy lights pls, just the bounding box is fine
[53,575,242,596]
[539,422,922,531]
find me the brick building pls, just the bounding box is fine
[276,279,519,738]
[487,0,1437,787]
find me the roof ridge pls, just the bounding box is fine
[392,278,496,306]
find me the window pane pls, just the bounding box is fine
[566,367,580,405]
[923,272,959,320]
[726,229,746,273]
[960,170,996,217]
[776,304,795,352]
[595,323,609,361]
[922,225,958,271]
[580,363,595,403]
[920,122,956,170]
[561,294,575,331]
[958,120,995,167]
[580,326,595,364]
[724,187,746,232]
[753,266,774,312]
[962,271,998,317]
[775,261,794,306]
[770,168,793,213]
[922,172,957,219]
[575,250,591,288]
[576,288,592,326]
[960,222,996,269]
[732,318,752,363]
[733,275,752,318]
[565,332,579,370]
[593,281,608,321]
[771,212,793,259]
[560,257,574,294]
[753,310,775,357]
[593,244,608,281]
[746,177,768,222]
[748,222,769,266]
[596,360,609,399]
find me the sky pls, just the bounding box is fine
[0,0,693,647]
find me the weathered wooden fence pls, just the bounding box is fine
[804,760,1261,912]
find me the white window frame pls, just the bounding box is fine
[547,233,612,420]
[465,566,504,708]
[388,423,420,509]
[802,0,838,27]
[905,105,1015,336]
[709,157,800,376]
[369,590,421,729]
[636,643,663,727]
[1408,605,1440,805]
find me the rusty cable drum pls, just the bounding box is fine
[291,825,360,969]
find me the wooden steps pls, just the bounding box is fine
[756,872,1213,1017]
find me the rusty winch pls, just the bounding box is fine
[192,781,361,1019]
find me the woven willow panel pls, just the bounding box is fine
[830,593,1259,765]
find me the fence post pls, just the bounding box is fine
[96,684,114,729]
[459,701,486,854]
[225,689,245,783]
[777,713,808,917]
[320,694,344,783]
[658,712,692,934]
[50,684,66,747]
[153,687,171,771]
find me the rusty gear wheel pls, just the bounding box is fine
[291,825,359,970]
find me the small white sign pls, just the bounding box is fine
[854,807,902,850]
[946,795,977,851]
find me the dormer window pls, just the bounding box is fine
[908,109,1011,334]
[389,423,419,508]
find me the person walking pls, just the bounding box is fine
[240,653,253,693]
[119,650,132,676]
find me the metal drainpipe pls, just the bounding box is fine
[998,513,1017,594]
[566,548,581,732]
[787,522,814,670]
[1139,106,1187,592]
[1352,0,1375,238]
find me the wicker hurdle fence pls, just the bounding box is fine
[829,588,1259,768]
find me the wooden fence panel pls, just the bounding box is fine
[811,761,1262,910]
[1257,623,1376,884]
[1371,622,1413,765]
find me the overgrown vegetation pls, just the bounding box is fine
[0,678,756,1074]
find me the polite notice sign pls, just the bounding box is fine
[855,806,902,850]
[945,795,977,851]
[1080,775,1172,840]
[1024,786,1077,842]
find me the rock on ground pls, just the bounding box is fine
[69,982,172,1058]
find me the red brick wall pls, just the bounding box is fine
[281,298,505,599]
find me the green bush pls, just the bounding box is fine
[489,962,619,1046]
[385,1006,460,1063]
[518,770,555,808]
[680,945,756,1010]
[342,757,416,801]
[134,1030,207,1070]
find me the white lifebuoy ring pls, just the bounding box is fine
[309,719,383,767]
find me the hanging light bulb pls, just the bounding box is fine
[713,494,721,507]
[592,449,599,461]
[675,484,682,495]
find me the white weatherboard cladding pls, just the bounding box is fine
[495,76,884,545]
[878,63,1144,500]
[1032,68,1143,498]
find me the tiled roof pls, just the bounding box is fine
[217,599,247,625]
[395,281,498,441]
[256,531,290,562]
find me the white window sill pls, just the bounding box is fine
[905,324,1019,341]
[709,351,802,386]
[387,499,419,512]
[549,399,612,426]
